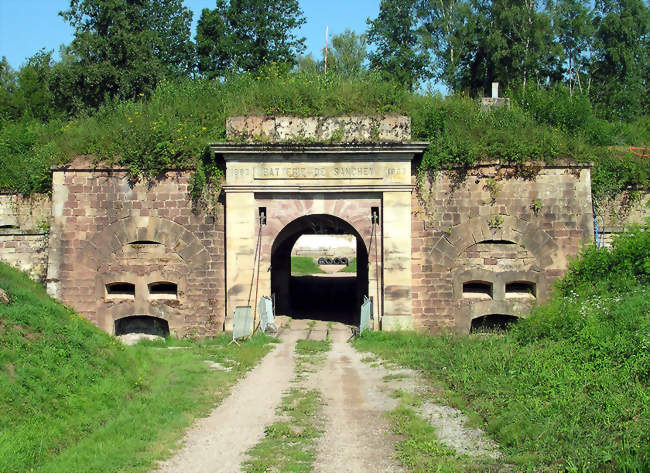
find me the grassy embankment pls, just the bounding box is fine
[339,256,357,273]
[0,74,647,204]
[291,256,326,276]
[355,225,649,473]
[0,262,276,473]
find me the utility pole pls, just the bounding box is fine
[324,25,328,74]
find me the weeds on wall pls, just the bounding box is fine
[0,73,647,204]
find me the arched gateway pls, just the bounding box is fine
[214,118,429,330]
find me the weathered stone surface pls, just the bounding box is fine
[44,170,225,337]
[0,194,51,282]
[226,115,411,142]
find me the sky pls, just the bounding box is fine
[0,0,381,69]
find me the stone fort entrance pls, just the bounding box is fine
[38,115,594,337]
[214,116,428,330]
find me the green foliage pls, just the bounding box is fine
[590,0,650,119]
[340,257,357,273]
[60,0,194,110]
[0,73,646,204]
[0,262,274,473]
[196,0,306,78]
[291,257,325,276]
[556,221,650,296]
[366,0,430,90]
[353,226,650,472]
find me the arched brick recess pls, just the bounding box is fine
[427,216,558,271]
[82,216,209,271]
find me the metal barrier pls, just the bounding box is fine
[229,306,252,346]
[360,296,372,333]
[258,296,277,333]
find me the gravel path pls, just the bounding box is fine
[311,324,406,473]
[154,330,300,473]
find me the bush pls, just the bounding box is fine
[557,221,650,295]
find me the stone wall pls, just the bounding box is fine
[410,163,594,332]
[46,165,225,337]
[595,191,649,247]
[0,194,51,282]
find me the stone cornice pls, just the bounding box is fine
[210,142,430,159]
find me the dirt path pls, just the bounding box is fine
[311,324,406,473]
[154,330,300,473]
[154,319,501,472]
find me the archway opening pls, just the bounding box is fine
[470,314,519,333]
[271,214,368,325]
[114,315,170,337]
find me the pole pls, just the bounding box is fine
[324,25,328,74]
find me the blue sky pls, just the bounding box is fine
[0,0,381,69]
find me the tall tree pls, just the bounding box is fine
[60,0,193,109]
[329,29,368,78]
[196,0,306,78]
[551,0,595,94]
[366,0,430,89]
[416,0,467,87]
[14,50,56,121]
[591,0,649,118]
[0,57,18,119]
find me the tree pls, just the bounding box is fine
[0,57,18,119]
[297,29,368,77]
[196,0,306,78]
[60,0,194,109]
[590,0,649,118]
[551,0,595,94]
[366,0,430,89]
[329,29,367,78]
[416,0,467,87]
[14,50,56,120]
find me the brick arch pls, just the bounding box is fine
[262,197,374,252]
[82,216,209,271]
[428,215,558,270]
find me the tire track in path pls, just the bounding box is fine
[311,324,405,473]
[155,329,300,473]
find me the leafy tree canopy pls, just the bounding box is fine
[366,0,430,90]
[196,0,306,78]
[60,0,193,109]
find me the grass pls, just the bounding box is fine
[353,226,650,473]
[339,256,357,273]
[0,262,275,473]
[291,256,325,276]
[243,337,330,473]
[243,388,324,473]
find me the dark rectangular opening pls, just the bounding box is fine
[462,281,493,299]
[259,207,267,225]
[371,207,379,224]
[505,281,536,298]
[149,282,178,299]
[106,282,135,298]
